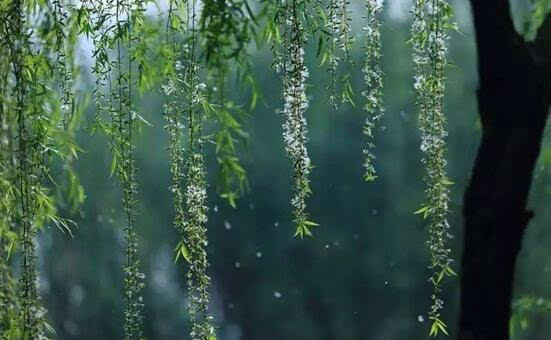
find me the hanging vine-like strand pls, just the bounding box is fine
[89,0,146,337]
[279,0,317,238]
[362,0,384,182]
[165,0,216,338]
[411,0,456,336]
[326,0,353,107]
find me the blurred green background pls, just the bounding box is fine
[37,0,551,339]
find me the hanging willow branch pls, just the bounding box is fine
[116,0,145,337]
[362,0,384,182]
[164,0,216,338]
[0,0,83,336]
[199,0,254,208]
[411,0,456,335]
[52,0,75,130]
[8,2,49,337]
[0,5,18,335]
[273,0,317,237]
[326,0,353,107]
[88,0,146,337]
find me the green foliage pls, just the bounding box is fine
[525,0,551,40]
[199,0,256,207]
[510,296,551,339]
[0,0,85,337]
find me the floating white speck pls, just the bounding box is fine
[273,291,282,298]
[256,251,262,258]
[235,261,240,268]
[418,315,424,323]
[274,222,279,227]
[325,244,330,249]
[214,205,218,213]
[224,221,232,230]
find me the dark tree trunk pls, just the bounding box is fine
[459,1,551,339]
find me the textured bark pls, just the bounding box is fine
[459,2,551,339]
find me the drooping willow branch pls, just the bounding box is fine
[7,2,49,337]
[89,0,146,337]
[272,0,318,237]
[199,0,254,208]
[362,0,384,182]
[52,0,75,130]
[326,0,353,107]
[0,0,84,336]
[0,0,74,336]
[116,1,145,337]
[164,0,216,338]
[411,0,456,335]
[0,6,18,334]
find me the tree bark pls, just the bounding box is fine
[459,2,551,339]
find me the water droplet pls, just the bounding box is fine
[273,291,282,298]
[418,315,424,323]
[256,251,262,258]
[224,221,232,230]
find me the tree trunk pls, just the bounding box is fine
[459,2,551,339]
